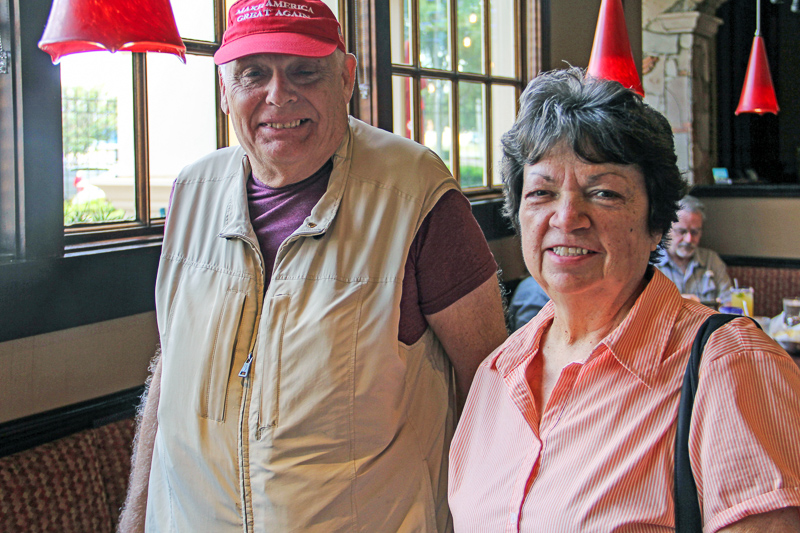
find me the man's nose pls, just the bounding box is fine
[265,73,298,107]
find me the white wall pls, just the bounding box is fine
[0,313,157,423]
[548,0,642,74]
[700,197,800,259]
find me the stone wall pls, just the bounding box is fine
[642,0,728,184]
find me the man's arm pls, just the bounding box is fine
[509,277,551,331]
[118,355,162,533]
[717,507,800,532]
[426,275,508,412]
[708,248,733,298]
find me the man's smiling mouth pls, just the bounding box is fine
[263,119,308,129]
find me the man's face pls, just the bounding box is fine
[219,51,356,184]
[667,210,703,261]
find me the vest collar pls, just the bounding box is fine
[218,120,356,241]
[218,148,258,242]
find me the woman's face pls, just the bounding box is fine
[519,142,661,305]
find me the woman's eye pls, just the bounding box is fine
[525,189,552,200]
[594,189,621,199]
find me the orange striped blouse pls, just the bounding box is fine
[449,269,800,532]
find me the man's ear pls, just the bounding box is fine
[342,53,357,104]
[219,67,230,115]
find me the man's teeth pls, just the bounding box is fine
[266,119,302,129]
[552,246,591,256]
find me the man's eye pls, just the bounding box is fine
[293,69,318,80]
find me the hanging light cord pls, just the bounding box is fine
[756,0,762,36]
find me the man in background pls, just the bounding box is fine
[656,195,732,304]
[507,276,550,331]
[118,0,508,530]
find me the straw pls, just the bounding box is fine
[734,278,739,289]
[742,299,750,317]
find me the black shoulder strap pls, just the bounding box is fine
[674,314,760,533]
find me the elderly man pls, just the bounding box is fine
[656,195,732,303]
[117,0,508,531]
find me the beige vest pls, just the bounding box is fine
[148,118,459,532]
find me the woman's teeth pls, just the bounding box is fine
[552,246,591,256]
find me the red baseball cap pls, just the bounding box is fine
[214,0,346,65]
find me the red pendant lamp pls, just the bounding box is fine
[587,0,644,97]
[38,0,186,64]
[735,0,779,115]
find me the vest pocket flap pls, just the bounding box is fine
[200,289,247,421]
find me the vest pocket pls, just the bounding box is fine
[199,288,247,421]
[258,293,292,433]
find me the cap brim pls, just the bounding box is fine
[214,32,339,64]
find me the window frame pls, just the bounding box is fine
[387,0,527,193]
[63,6,228,250]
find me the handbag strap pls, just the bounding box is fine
[674,313,760,532]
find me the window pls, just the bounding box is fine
[61,0,228,246]
[388,0,524,191]
[0,0,529,342]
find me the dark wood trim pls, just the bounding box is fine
[372,0,392,131]
[0,243,160,343]
[1,195,510,344]
[18,0,64,260]
[0,386,143,458]
[721,255,800,269]
[471,196,515,241]
[691,184,800,198]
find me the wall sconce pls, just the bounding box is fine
[587,0,644,97]
[38,0,186,64]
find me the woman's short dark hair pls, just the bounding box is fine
[501,67,687,263]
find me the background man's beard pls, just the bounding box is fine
[675,244,696,259]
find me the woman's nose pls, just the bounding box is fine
[550,195,589,231]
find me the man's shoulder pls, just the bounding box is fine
[176,146,246,185]
[347,117,453,183]
[694,247,726,267]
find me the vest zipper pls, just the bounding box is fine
[228,233,264,533]
[239,352,254,377]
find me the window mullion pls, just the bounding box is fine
[484,0,493,187]
[132,53,151,227]
[412,76,421,143]
[449,0,459,184]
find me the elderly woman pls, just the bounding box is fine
[448,68,800,532]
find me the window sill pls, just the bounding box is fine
[0,244,161,343]
[0,195,512,343]
[691,183,800,198]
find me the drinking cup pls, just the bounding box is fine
[783,297,800,328]
[730,287,754,317]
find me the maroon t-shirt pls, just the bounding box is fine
[246,160,497,345]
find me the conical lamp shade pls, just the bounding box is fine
[587,0,644,97]
[38,0,186,64]
[735,35,779,115]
